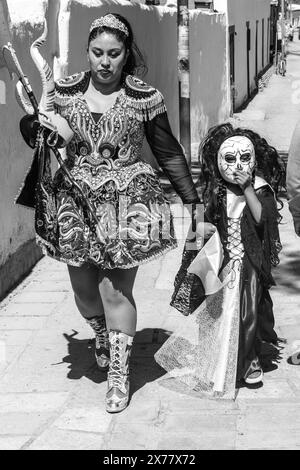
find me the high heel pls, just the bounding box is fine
[86,316,110,371]
[106,330,133,413]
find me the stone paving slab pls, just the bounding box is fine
[237,378,298,401]
[0,412,55,435]
[0,339,95,393]
[235,429,300,450]
[23,280,71,292]
[156,432,237,451]
[0,317,46,330]
[0,436,32,450]
[110,400,161,425]
[104,424,160,451]
[11,291,67,304]
[162,412,238,434]
[0,344,28,379]
[0,330,33,346]
[0,303,56,317]
[0,392,69,412]
[52,407,113,433]
[26,429,105,450]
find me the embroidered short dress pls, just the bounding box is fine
[17,72,199,269]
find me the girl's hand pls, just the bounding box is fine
[186,222,216,250]
[233,170,252,191]
[200,222,217,239]
[187,222,216,240]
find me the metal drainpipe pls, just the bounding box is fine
[177,0,191,166]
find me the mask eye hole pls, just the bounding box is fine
[224,154,236,164]
[240,153,251,162]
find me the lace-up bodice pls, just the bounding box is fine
[225,191,246,261]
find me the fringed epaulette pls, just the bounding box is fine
[54,71,90,111]
[124,75,167,122]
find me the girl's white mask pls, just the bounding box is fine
[217,136,255,184]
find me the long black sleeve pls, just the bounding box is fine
[20,114,40,148]
[144,112,200,204]
[19,114,65,149]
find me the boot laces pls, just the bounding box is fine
[108,337,128,390]
[87,317,109,350]
[95,332,109,350]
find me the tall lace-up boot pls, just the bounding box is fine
[106,330,133,413]
[85,316,110,371]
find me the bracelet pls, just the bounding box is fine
[46,130,59,147]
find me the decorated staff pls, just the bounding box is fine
[2,22,105,236]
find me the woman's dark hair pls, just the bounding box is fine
[87,13,147,77]
[198,123,285,224]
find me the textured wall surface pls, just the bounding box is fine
[56,0,229,157]
[190,9,229,145]
[227,0,271,108]
[0,0,51,298]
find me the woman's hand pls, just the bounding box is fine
[199,222,217,239]
[233,170,252,191]
[187,221,216,243]
[38,111,57,132]
[38,111,74,147]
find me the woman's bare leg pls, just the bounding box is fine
[67,263,109,370]
[99,267,138,336]
[67,263,105,319]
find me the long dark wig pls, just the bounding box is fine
[88,13,147,77]
[198,123,285,224]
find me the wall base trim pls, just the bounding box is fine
[0,239,43,301]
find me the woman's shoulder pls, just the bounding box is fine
[124,74,162,96]
[123,74,167,121]
[55,71,90,96]
[54,71,90,111]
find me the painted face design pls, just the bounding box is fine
[217,136,255,184]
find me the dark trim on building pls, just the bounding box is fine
[0,240,42,301]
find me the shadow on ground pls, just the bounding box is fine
[61,330,107,383]
[130,328,170,397]
[273,252,300,294]
[60,328,171,394]
[59,328,287,401]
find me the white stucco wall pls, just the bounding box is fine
[56,0,179,161]
[214,0,272,109]
[228,0,271,108]
[190,9,229,144]
[0,0,59,292]
[56,0,229,159]
[0,0,43,268]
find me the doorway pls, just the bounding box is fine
[246,21,251,100]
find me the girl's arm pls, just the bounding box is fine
[234,170,262,223]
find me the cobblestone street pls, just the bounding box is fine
[1,33,300,452]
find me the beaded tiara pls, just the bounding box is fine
[89,14,129,37]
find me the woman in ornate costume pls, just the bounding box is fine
[155,124,283,398]
[16,13,210,413]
